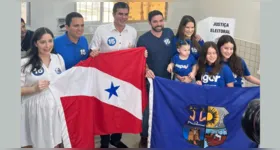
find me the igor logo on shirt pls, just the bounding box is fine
[163,38,171,46]
[32,67,44,76]
[107,37,116,46]
[80,49,86,56]
[191,47,198,53]
[202,74,221,83]
[175,64,188,69]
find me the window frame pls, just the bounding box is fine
[75,2,168,24]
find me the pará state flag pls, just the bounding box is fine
[148,77,260,148]
[49,47,148,148]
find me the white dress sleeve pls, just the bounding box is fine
[21,58,29,87]
[57,54,66,72]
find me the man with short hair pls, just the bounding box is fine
[89,2,137,56]
[54,12,90,70]
[89,2,137,148]
[138,10,174,80]
[21,18,34,56]
[136,10,175,148]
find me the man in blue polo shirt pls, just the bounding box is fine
[136,10,174,148]
[54,12,90,70]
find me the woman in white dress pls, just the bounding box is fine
[21,27,66,148]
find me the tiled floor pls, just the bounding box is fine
[94,134,140,148]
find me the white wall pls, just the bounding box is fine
[28,0,259,43]
[192,0,260,44]
[30,0,74,35]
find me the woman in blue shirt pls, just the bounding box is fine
[173,15,204,82]
[173,15,204,60]
[217,35,260,87]
[196,41,235,87]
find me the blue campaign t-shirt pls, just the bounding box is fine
[172,54,197,76]
[222,58,251,87]
[54,32,89,70]
[201,64,235,87]
[172,36,204,60]
[137,28,174,79]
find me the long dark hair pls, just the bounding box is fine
[175,15,201,53]
[217,35,243,76]
[198,41,222,76]
[22,27,55,73]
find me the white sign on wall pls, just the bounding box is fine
[197,17,236,43]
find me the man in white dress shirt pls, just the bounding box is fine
[89,2,137,54]
[89,2,139,148]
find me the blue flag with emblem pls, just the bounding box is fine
[147,77,260,148]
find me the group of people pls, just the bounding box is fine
[20,1,260,148]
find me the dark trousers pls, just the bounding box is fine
[100,133,122,146]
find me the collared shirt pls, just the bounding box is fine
[89,23,137,52]
[54,32,89,70]
[21,53,65,87]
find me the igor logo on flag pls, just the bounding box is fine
[183,104,229,148]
